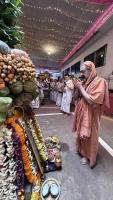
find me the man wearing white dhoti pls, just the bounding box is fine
[60,75,74,115]
[53,80,58,103]
[56,78,63,107]
[50,80,55,101]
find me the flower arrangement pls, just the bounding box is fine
[18,118,38,176]
[0,126,17,200]
[11,126,25,199]
[25,116,48,162]
[1,103,47,200]
[17,118,42,200]
[6,115,37,184]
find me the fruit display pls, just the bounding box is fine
[0,51,36,85]
[0,41,38,104]
[0,86,12,125]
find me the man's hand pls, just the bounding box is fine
[73,78,82,89]
[73,79,93,105]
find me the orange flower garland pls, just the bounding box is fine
[6,115,37,184]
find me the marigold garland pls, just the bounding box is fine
[11,126,25,198]
[6,115,37,184]
[6,108,45,200]
[19,119,41,200]
[18,118,38,176]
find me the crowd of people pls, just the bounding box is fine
[50,75,75,115]
[32,74,75,113]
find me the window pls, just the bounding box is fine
[62,71,65,77]
[84,44,107,68]
[95,45,107,68]
[71,61,80,74]
[64,69,68,75]
[67,67,70,74]
[84,52,95,62]
[63,67,70,75]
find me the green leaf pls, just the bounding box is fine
[0,0,23,47]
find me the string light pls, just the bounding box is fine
[31,56,59,63]
[23,32,78,45]
[23,44,68,62]
[23,42,69,54]
[19,22,83,38]
[23,44,70,59]
[19,17,88,33]
[23,29,81,41]
[19,0,108,68]
[24,35,77,49]
[23,40,71,51]
[64,0,108,7]
[21,13,93,25]
[23,42,71,52]
[24,2,104,14]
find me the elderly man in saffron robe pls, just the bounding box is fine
[73,61,109,168]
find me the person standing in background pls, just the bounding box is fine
[60,74,74,115]
[56,78,63,107]
[72,61,109,168]
[50,79,53,101]
[38,79,44,105]
[31,77,40,109]
[53,79,58,103]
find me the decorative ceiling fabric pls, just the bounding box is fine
[79,0,113,3]
[19,0,112,69]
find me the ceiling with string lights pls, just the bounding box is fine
[19,0,113,69]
